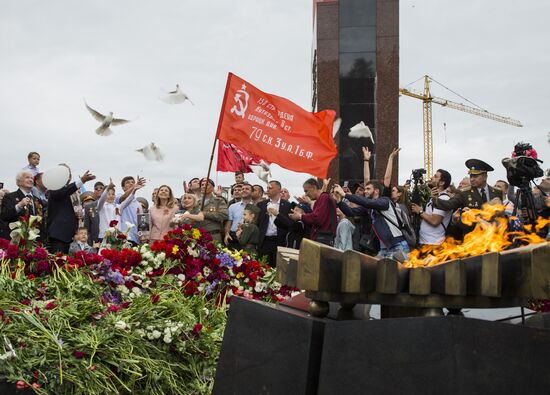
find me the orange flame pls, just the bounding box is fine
[404,204,548,268]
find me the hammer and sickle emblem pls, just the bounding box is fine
[230,84,249,119]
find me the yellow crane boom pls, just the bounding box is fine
[399,75,522,176]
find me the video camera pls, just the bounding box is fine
[502,156,544,188]
[503,142,544,189]
[411,168,426,183]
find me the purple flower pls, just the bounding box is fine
[101,291,121,305]
[205,280,218,295]
[108,270,125,285]
[216,253,235,268]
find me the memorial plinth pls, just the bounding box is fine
[214,297,550,395]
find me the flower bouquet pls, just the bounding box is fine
[0,223,295,394]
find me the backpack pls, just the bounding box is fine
[379,202,417,249]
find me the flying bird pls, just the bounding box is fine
[136,143,164,162]
[332,117,342,137]
[249,160,271,183]
[85,101,132,136]
[348,121,374,142]
[159,84,194,105]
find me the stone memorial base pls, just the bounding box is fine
[214,298,550,395]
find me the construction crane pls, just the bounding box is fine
[399,75,522,177]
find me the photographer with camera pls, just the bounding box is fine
[432,159,502,236]
[410,169,452,246]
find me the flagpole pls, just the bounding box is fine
[201,73,232,211]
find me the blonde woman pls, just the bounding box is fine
[177,193,203,224]
[149,185,180,241]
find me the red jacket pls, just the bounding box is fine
[301,192,337,241]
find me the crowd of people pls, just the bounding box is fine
[0,147,549,266]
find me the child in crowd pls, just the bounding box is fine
[334,208,355,251]
[69,227,99,254]
[23,151,41,176]
[236,204,260,254]
[97,179,120,241]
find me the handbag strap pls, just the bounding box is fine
[377,202,403,230]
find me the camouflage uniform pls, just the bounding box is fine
[433,185,503,212]
[196,195,228,242]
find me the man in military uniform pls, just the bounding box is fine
[196,178,228,242]
[432,159,502,235]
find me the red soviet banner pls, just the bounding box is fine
[216,73,337,178]
[216,140,264,173]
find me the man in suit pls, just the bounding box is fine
[432,159,502,236]
[82,181,104,244]
[257,180,292,267]
[1,170,45,241]
[47,168,96,253]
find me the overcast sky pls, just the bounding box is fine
[1,0,548,200]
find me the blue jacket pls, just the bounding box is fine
[337,194,404,249]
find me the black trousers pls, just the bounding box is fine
[49,238,70,254]
[259,237,278,267]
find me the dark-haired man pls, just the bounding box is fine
[225,183,253,247]
[47,169,96,253]
[411,169,452,246]
[83,181,105,244]
[228,183,243,206]
[251,184,265,204]
[289,178,337,245]
[234,171,245,184]
[333,180,408,259]
[117,176,146,245]
[257,180,291,266]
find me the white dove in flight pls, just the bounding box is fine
[159,84,194,105]
[332,117,342,137]
[348,121,374,142]
[249,160,271,183]
[136,143,164,162]
[85,101,131,136]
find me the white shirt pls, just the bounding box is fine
[419,191,452,246]
[478,186,490,202]
[265,199,280,236]
[96,188,120,239]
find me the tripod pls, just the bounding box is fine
[512,178,547,226]
[410,178,423,239]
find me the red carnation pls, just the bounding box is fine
[16,381,28,389]
[72,351,86,359]
[151,294,160,304]
[6,244,19,259]
[45,301,56,310]
[36,260,50,273]
[109,220,118,227]
[192,323,203,335]
[107,304,120,313]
